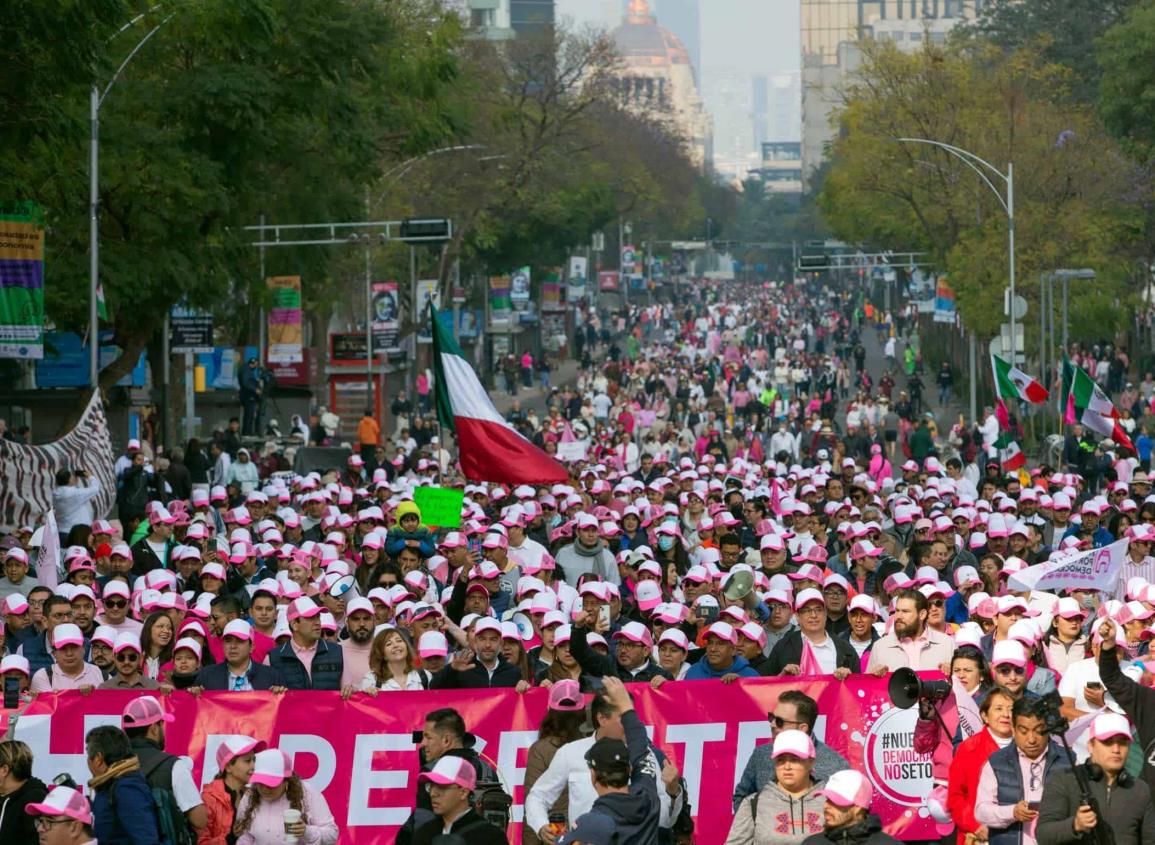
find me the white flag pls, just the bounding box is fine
[36,510,60,589]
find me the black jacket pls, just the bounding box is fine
[411,808,507,845]
[569,624,673,683]
[429,657,522,689]
[800,814,902,845]
[195,660,285,691]
[0,776,47,845]
[763,630,860,676]
[130,536,170,577]
[1037,765,1155,845]
[587,710,661,845]
[1099,645,1155,796]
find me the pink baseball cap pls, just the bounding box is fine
[24,786,93,825]
[658,628,690,651]
[634,581,663,613]
[547,679,588,712]
[250,749,293,787]
[418,755,477,791]
[173,637,203,660]
[815,770,873,809]
[418,631,449,658]
[794,588,825,611]
[3,594,29,615]
[51,624,85,649]
[287,597,322,622]
[215,735,267,771]
[990,639,1028,668]
[222,619,253,641]
[771,729,815,760]
[1088,712,1132,742]
[122,696,175,728]
[612,621,653,648]
[704,621,737,644]
[473,617,502,637]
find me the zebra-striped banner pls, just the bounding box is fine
[0,391,115,532]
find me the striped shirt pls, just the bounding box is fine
[1115,555,1155,601]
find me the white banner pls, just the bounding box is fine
[1008,539,1129,594]
[556,440,589,462]
[567,256,587,301]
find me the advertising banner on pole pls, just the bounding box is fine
[415,280,440,343]
[0,200,46,359]
[370,281,399,354]
[598,271,620,292]
[18,677,943,844]
[510,267,530,311]
[489,275,511,326]
[266,275,303,363]
[541,269,564,312]
[567,256,587,302]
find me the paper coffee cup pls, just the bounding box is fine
[283,809,302,842]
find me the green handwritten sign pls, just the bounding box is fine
[414,486,464,528]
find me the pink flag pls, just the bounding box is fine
[799,636,823,675]
[771,478,781,517]
[1064,392,1077,425]
[995,399,1010,430]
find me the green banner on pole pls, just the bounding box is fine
[414,486,464,528]
[0,201,46,359]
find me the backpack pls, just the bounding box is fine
[140,753,196,845]
[471,752,513,831]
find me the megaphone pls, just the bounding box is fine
[888,666,951,709]
[510,612,536,643]
[330,575,360,603]
[722,570,757,609]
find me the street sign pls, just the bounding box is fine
[990,325,1026,364]
[170,306,213,353]
[1004,290,1028,320]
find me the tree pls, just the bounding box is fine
[819,39,1140,340]
[3,0,463,406]
[965,0,1142,101]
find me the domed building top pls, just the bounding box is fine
[611,0,693,69]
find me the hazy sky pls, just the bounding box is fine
[553,0,800,78]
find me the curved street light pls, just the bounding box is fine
[895,137,1016,362]
[89,8,175,387]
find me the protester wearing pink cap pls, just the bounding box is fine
[30,624,104,694]
[813,771,894,842]
[201,735,268,845]
[763,587,859,677]
[728,729,825,842]
[24,784,94,839]
[234,748,337,845]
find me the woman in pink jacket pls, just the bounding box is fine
[235,749,337,845]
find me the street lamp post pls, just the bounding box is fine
[896,138,1016,362]
[89,11,174,389]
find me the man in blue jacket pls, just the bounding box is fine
[265,597,343,690]
[685,621,761,681]
[195,620,286,691]
[85,724,161,845]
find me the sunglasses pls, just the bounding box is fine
[995,664,1025,676]
[104,599,128,609]
[929,599,946,608]
[115,652,139,662]
[770,714,806,729]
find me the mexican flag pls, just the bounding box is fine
[994,432,1026,471]
[1065,363,1135,452]
[991,353,1048,403]
[431,305,569,484]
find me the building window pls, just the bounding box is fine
[471,8,495,27]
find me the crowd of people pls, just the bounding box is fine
[5,276,1155,845]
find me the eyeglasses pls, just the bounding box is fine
[115,652,139,663]
[797,605,824,616]
[995,664,1025,676]
[232,675,246,691]
[105,599,127,609]
[1029,759,1043,791]
[34,817,71,831]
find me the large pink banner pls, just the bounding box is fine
[15,677,940,843]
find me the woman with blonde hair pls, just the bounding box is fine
[359,628,429,692]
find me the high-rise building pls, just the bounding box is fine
[801,0,986,185]
[751,75,770,149]
[611,0,713,170]
[510,0,556,35]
